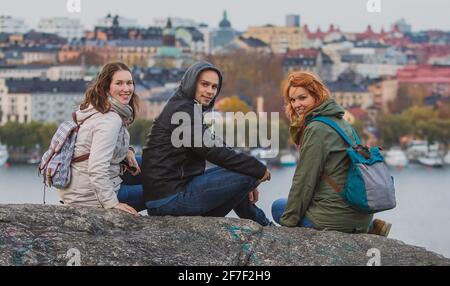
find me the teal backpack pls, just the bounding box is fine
[311,116,396,214]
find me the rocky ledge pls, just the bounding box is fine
[0,204,448,266]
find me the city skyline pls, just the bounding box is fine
[1,0,450,32]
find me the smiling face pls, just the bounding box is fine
[289,86,316,116]
[109,70,134,105]
[194,70,219,106]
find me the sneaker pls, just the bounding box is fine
[368,219,392,237]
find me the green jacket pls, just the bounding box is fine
[280,99,372,233]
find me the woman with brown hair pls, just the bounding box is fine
[58,62,143,216]
[271,71,390,235]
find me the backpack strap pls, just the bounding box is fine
[70,111,98,163]
[310,116,359,194]
[72,153,90,163]
[322,172,341,193]
[310,116,360,146]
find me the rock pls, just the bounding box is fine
[0,204,448,266]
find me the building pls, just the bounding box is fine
[303,24,344,47]
[211,11,238,53]
[23,31,67,46]
[366,79,399,113]
[46,65,85,81]
[220,36,271,54]
[0,16,27,34]
[197,23,212,55]
[140,90,172,120]
[244,24,306,54]
[37,17,84,40]
[111,39,162,67]
[327,81,374,109]
[0,64,50,79]
[153,17,197,28]
[2,46,59,65]
[0,78,31,125]
[97,14,139,28]
[286,15,301,28]
[396,65,450,97]
[0,78,87,125]
[175,26,205,54]
[282,48,334,81]
[343,107,370,125]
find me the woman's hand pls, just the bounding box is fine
[114,202,139,216]
[126,149,141,176]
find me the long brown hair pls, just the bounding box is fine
[282,71,331,145]
[80,62,139,122]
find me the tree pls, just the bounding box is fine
[207,50,284,104]
[377,114,413,148]
[128,119,153,146]
[215,96,252,113]
[403,106,438,139]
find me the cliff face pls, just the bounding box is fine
[0,204,448,266]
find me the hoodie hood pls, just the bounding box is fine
[176,61,223,111]
[289,99,345,145]
[75,104,99,124]
[305,99,345,123]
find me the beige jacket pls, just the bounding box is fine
[58,105,130,209]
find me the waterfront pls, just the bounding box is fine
[1,163,449,258]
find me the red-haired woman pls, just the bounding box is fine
[271,71,390,235]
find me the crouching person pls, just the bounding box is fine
[141,61,272,226]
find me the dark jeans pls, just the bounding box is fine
[117,156,146,212]
[271,198,315,228]
[119,157,271,226]
[146,167,271,226]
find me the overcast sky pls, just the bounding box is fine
[2,0,449,32]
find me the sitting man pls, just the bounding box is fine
[141,61,272,225]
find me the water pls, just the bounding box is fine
[1,163,450,258]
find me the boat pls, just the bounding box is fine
[384,147,408,168]
[417,151,444,168]
[406,140,438,162]
[280,153,297,167]
[0,144,9,166]
[445,152,450,166]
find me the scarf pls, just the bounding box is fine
[108,96,133,125]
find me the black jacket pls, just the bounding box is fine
[141,61,266,202]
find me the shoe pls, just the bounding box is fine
[368,219,392,237]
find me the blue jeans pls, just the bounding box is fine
[146,167,272,226]
[118,156,146,212]
[271,198,315,228]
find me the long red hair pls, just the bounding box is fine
[282,71,331,145]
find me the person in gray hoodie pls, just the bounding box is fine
[140,61,272,225]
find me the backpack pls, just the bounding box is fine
[310,116,396,214]
[38,112,97,191]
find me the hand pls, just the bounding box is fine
[126,150,141,176]
[258,169,271,183]
[248,189,259,204]
[114,203,139,216]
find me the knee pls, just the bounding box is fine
[271,198,288,224]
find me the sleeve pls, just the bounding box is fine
[280,124,329,227]
[172,103,267,179]
[87,114,122,209]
